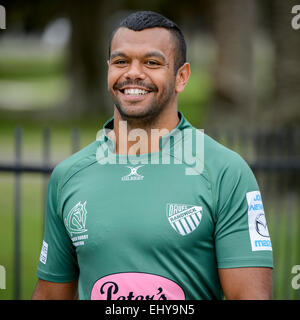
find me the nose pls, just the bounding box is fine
[124,60,146,81]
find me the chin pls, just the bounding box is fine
[116,103,159,121]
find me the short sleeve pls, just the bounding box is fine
[214,153,274,269]
[36,165,79,282]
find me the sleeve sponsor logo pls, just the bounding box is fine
[246,191,272,251]
[39,240,48,264]
[90,272,185,300]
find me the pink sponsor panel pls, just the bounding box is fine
[91,272,186,300]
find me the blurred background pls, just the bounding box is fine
[0,0,299,299]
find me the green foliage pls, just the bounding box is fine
[178,71,212,128]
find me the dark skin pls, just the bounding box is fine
[32,279,78,300]
[107,27,190,154]
[32,27,273,300]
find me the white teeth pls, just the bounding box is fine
[124,88,149,95]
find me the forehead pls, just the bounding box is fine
[110,27,175,59]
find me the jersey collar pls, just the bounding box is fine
[96,111,193,153]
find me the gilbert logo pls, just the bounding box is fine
[121,165,144,181]
[167,203,202,236]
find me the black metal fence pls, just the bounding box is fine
[0,126,299,299]
[0,127,81,300]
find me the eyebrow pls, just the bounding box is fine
[110,50,167,64]
[143,51,167,63]
[109,51,128,60]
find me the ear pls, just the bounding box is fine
[175,63,191,93]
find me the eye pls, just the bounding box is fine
[112,59,128,66]
[145,60,160,67]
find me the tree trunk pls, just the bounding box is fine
[269,0,300,127]
[209,0,255,128]
[65,1,113,118]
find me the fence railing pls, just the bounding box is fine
[0,126,299,300]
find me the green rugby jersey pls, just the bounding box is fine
[36,112,273,300]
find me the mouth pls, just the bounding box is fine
[117,86,154,101]
[119,86,152,95]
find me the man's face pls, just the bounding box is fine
[108,27,178,121]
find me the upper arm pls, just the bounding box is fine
[214,154,273,269]
[218,267,273,299]
[213,154,274,299]
[36,166,79,284]
[32,279,78,300]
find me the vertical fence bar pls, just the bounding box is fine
[42,127,51,232]
[14,127,22,300]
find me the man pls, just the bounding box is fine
[33,11,273,300]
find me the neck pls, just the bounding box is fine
[112,106,179,155]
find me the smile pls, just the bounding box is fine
[123,88,149,96]
[117,86,154,101]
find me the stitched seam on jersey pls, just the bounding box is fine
[163,131,215,222]
[205,165,217,224]
[57,158,98,217]
[218,256,272,262]
[56,144,101,219]
[37,269,78,282]
[165,136,216,225]
[217,257,273,267]
[61,158,98,190]
[164,129,208,182]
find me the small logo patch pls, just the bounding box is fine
[65,201,88,247]
[39,240,48,265]
[121,165,144,181]
[166,203,202,236]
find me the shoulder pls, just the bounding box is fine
[203,133,252,177]
[49,140,100,189]
[202,133,257,211]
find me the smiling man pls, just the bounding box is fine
[107,15,190,155]
[33,11,273,300]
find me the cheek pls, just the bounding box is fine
[107,74,115,90]
[107,68,121,89]
[151,72,172,91]
[158,74,176,94]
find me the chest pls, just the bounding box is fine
[60,163,215,253]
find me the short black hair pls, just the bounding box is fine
[108,11,187,74]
